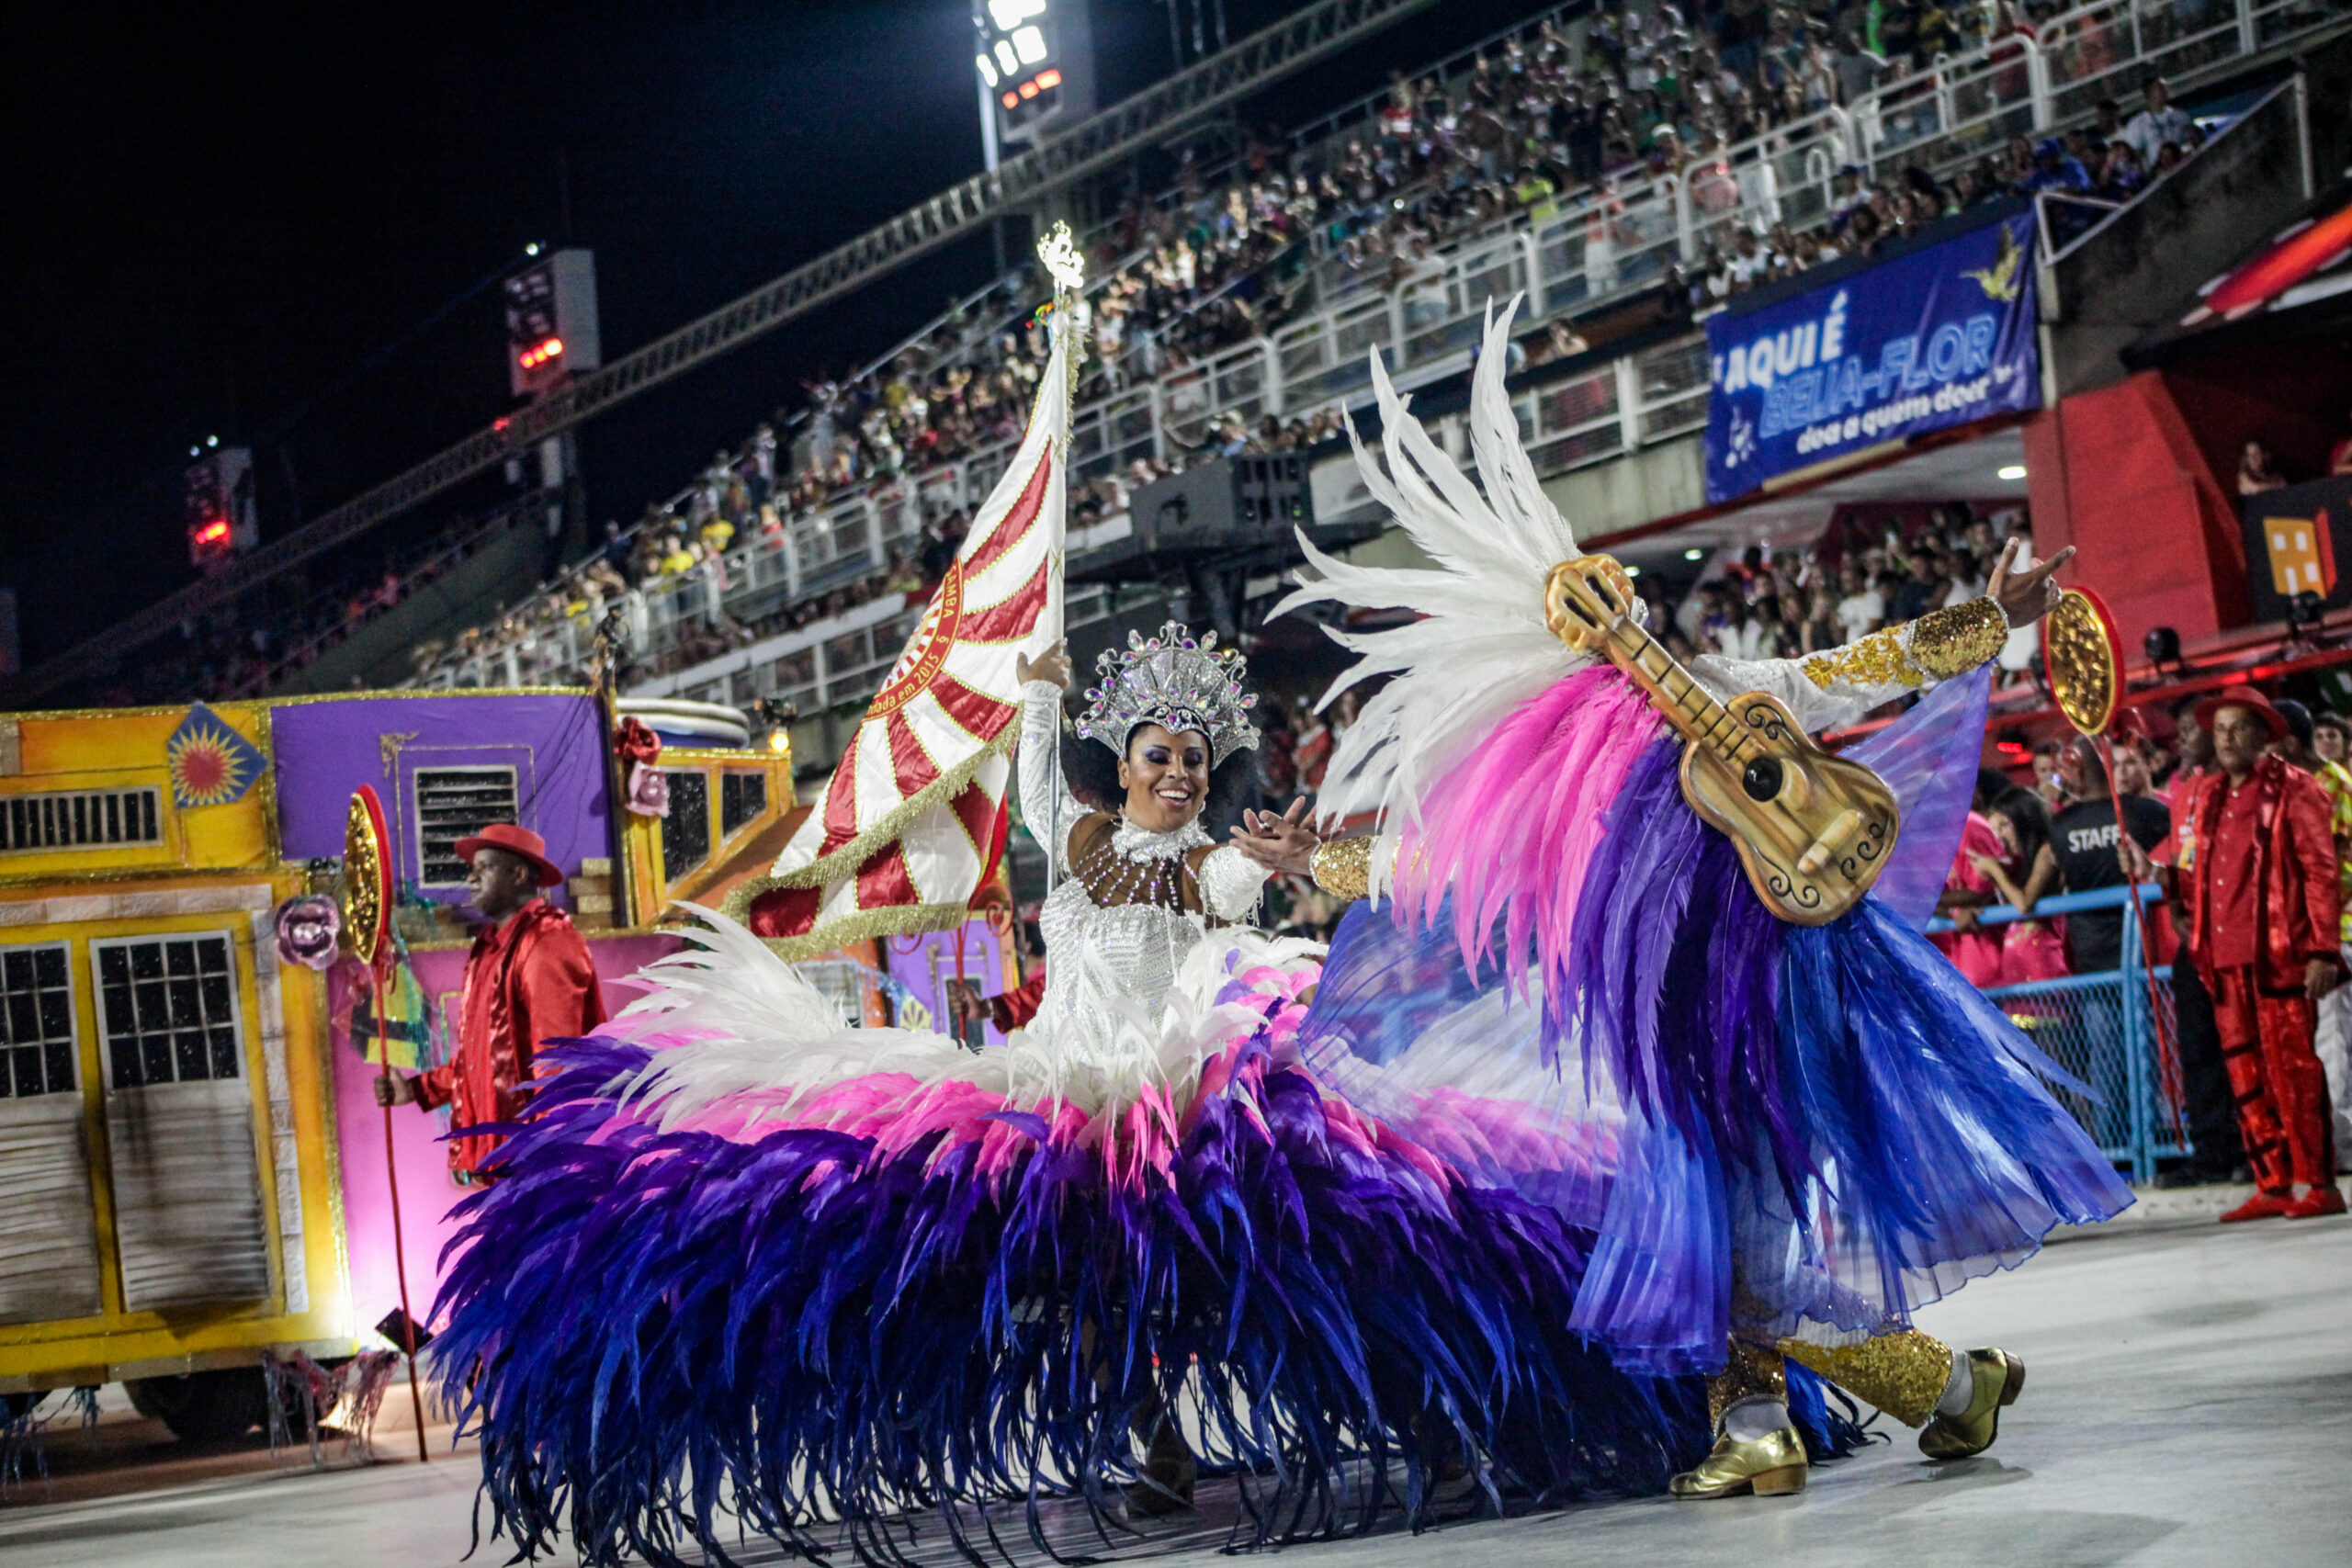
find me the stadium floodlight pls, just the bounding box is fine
[974,0,1091,153]
[185,446,257,571]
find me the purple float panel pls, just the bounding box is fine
[272,694,612,908]
[333,931,681,1331]
[883,919,1013,1047]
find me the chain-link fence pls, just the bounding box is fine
[1939,884,2188,1179]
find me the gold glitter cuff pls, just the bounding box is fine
[1801,625,1926,693]
[1309,836,1374,902]
[1709,1339,1789,1427]
[1908,596,2009,681]
[1778,1329,1952,1428]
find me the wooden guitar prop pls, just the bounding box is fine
[1544,555,1900,925]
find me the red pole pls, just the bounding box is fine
[376,966,431,1463]
[2100,737,2188,1134]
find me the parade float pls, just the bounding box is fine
[0,685,1014,1438]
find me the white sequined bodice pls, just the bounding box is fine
[1029,876,1205,1053]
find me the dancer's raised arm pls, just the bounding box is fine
[1690,539,2075,731]
[1016,638,1090,876]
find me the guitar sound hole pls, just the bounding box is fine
[1742,757,1784,802]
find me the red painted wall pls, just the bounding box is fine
[2162,350,2352,487]
[2028,342,2352,657]
[2025,371,2250,655]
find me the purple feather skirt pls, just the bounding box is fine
[1298,664,2134,1378]
[432,956,1863,1566]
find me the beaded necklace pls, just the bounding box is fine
[1072,816,1207,914]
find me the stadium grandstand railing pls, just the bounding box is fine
[407,0,2334,700]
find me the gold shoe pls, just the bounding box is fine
[1668,1425,1809,1499]
[1918,1348,2025,1461]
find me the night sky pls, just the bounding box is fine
[5,0,1539,671]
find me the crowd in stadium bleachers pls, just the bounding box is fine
[150,0,2236,704]
[400,0,2229,695]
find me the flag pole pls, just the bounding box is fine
[376,963,431,1464]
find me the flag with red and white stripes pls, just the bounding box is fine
[734,299,1071,960]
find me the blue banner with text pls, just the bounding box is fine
[1703,211,2039,503]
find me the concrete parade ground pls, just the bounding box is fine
[0,1203,2342,1568]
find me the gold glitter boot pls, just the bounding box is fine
[1669,1425,1810,1498]
[1779,1328,1955,1428]
[1670,1340,1809,1499]
[1918,1348,2026,1461]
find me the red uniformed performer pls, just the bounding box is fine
[375,824,606,1179]
[947,967,1046,1034]
[2147,693,2348,1221]
[947,919,1046,1037]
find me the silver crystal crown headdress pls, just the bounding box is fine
[1077,621,1259,766]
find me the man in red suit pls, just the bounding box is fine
[376,824,605,1179]
[2144,693,2347,1221]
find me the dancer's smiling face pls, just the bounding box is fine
[1119,724,1210,833]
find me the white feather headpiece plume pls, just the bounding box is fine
[1274,298,1596,863]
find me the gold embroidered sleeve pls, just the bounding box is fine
[1908,596,2009,680]
[1798,597,2007,693]
[1309,836,1374,902]
[1800,626,1924,693]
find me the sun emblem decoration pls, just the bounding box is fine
[164,703,266,808]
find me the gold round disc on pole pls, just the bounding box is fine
[343,786,392,969]
[2043,586,2123,738]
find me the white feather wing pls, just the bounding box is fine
[1277,299,1591,834]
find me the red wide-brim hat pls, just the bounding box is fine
[453,822,566,886]
[2192,687,2290,742]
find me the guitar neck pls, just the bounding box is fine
[1598,619,1752,764]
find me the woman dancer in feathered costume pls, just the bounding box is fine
[1279,302,2131,1495]
[436,614,1863,1566]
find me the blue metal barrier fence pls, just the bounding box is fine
[1928,884,2184,1182]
